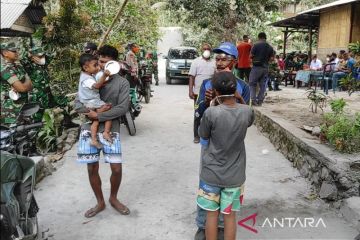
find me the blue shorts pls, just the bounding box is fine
[77,129,122,164]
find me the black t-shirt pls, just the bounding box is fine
[251,41,274,67]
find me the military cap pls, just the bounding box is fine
[31,46,45,56]
[0,41,18,51]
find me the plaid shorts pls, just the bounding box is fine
[197,180,245,215]
[77,129,122,164]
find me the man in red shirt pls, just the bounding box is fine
[236,35,252,82]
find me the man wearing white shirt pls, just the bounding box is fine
[310,54,323,71]
[188,43,216,143]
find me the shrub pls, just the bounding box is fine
[321,100,360,153]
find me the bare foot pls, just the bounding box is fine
[109,198,130,215]
[103,132,113,144]
[84,203,105,218]
[91,140,103,149]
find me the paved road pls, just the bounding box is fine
[36,64,358,239]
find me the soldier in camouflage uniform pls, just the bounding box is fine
[1,42,33,126]
[21,46,68,109]
[149,50,159,85]
[21,46,78,128]
[268,57,281,91]
[268,56,282,91]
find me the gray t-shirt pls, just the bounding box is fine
[199,104,254,188]
[189,56,216,95]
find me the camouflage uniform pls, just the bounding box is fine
[125,50,139,88]
[151,50,159,85]
[268,60,281,91]
[21,46,68,109]
[1,42,30,125]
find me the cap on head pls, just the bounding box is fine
[31,46,45,56]
[213,42,238,59]
[0,42,18,52]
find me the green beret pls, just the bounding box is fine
[0,42,18,51]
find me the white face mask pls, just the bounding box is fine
[210,94,235,106]
[9,89,20,101]
[202,50,211,59]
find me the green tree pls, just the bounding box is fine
[34,0,98,94]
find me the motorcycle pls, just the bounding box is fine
[137,60,152,104]
[118,61,141,136]
[0,103,43,156]
[0,103,42,240]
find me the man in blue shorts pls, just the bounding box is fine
[75,45,131,218]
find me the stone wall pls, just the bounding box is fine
[254,109,360,201]
[33,127,79,183]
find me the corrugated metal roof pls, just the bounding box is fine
[299,0,359,14]
[1,0,32,29]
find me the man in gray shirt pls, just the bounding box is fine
[76,45,131,218]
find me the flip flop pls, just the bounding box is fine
[84,205,105,218]
[111,203,130,215]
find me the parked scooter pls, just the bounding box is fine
[118,61,141,136]
[0,103,43,156]
[0,103,42,240]
[137,60,152,104]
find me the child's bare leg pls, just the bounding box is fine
[90,120,102,149]
[103,120,112,143]
[97,104,111,113]
[224,211,236,240]
[206,210,219,240]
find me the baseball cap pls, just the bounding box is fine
[213,42,238,59]
[0,41,18,52]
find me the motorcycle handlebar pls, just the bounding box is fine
[16,122,44,132]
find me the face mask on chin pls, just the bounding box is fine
[202,50,211,59]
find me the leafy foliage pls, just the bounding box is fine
[164,0,336,49]
[329,98,346,115]
[321,112,360,153]
[306,89,328,113]
[340,73,360,96]
[37,108,64,153]
[34,0,160,95]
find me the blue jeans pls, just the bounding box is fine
[196,206,224,229]
[331,72,346,92]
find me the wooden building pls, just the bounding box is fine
[272,0,360,60]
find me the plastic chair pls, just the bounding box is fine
[319,63,336,95]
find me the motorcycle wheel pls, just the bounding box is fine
[136,85,143,102]
[124,111,136,136]
[145,82,151,104]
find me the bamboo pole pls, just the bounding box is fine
[98,0,129,49]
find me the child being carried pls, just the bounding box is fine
[78,53,112,148]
